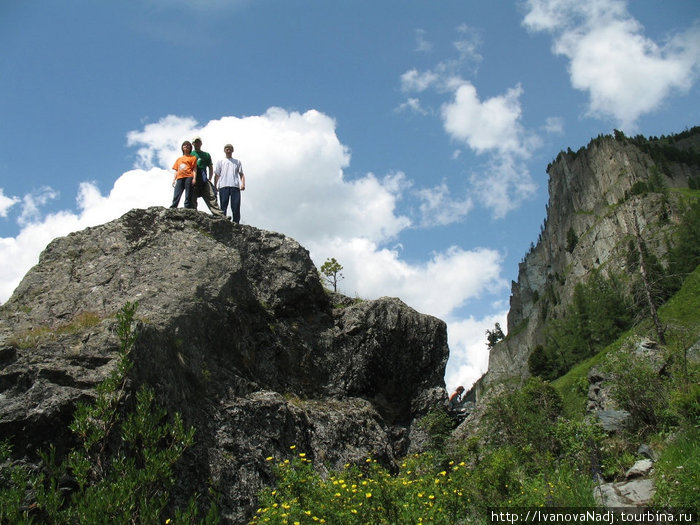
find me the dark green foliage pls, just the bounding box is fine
[671,384,700,426]
[603,350,670,432]
[630,181,649,195]
[530,270,633,380]
[485,377,563,457]
[668,199,700,281]
[417,409,455,455]
[486,322,505,348]
[528,344,565,381]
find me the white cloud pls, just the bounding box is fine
[444,310,507,393]
[127,109,411,244]
[18,187,59,226]
[543,116,565,135]
[522,0,700,129]
[395,97,429,115]
[441,82,528,156]
[470,156,538,219]
[127,115,199,170]
[454,24,483,64]
[0,190,19,217]
[399,25,540,219]
[400,69,441,93]
[416,182,473,227]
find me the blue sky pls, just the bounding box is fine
[1,0,699,392]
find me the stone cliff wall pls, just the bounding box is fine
[0,207,448,523]
[479,130,700,392]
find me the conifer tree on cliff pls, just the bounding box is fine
[320,258,344,292]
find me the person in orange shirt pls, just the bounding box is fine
[170,140,197,208]
[448,385,465,411]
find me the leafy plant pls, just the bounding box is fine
[602,347,670,432]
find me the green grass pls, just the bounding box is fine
[653,426,700,511]
[7,311,104,349]
[553,264,700,419]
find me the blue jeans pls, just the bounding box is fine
[219,186,241,223]
[171,177,193,208]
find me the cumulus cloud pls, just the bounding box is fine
[0,190,19,217]
[444,310,507,393]
[0,107,506,391]
[441,82,529,156]
[522,0,700,129]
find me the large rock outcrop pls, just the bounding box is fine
[0,207,448,523]
[474,129,700,395]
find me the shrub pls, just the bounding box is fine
[484,378,563,460]
[417,408,455,456]
[602,349,669,432]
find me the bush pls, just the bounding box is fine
[417,408,455,456]
[602,349,669,432]
[484,378,563,459]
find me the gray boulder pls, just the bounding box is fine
[0,207,448,523]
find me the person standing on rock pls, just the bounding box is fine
[170,140,197,209]
[191,137,224,216]
[448,385,465,411]
[215,143,246,223]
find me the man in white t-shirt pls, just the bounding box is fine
[214,144,246,223]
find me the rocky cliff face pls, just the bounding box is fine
[0,207,448,523]
[479,129,700,392]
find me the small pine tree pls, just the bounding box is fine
[320,257,344,292]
